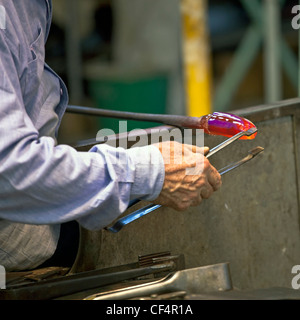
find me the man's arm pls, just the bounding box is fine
[0,29,165,230]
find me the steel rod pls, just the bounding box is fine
[67,105,202,129]
[264,0,282,103]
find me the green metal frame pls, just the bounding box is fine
[213,0,298,111]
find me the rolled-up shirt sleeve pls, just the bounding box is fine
[0,30,165,231]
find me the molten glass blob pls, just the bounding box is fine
[199,112,257,140]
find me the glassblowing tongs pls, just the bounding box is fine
[105,127,263,233]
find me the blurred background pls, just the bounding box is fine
[47,0,299,144]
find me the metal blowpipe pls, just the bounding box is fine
[67,105,257,140]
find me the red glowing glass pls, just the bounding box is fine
[198,112,257,140]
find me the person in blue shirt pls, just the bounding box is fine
[0,1,221,271]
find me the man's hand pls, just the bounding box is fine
[153,141,222,211]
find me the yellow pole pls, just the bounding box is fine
[181,0,212,117]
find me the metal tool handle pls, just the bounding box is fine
[67,105,202,129]
[105,204,161,233]
[85,262,232,300]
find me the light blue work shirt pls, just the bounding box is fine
[0,0,164,271]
